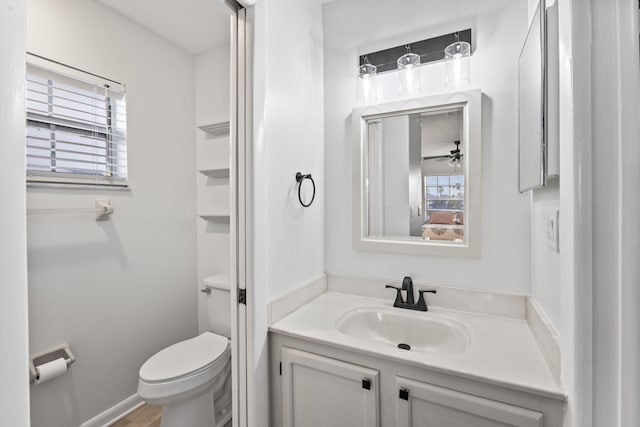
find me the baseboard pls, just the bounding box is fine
[267,274,327,325]
[526,296,561,384]
[79,393,144,427]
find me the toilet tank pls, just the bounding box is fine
[203,274,231,338]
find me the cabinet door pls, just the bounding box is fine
[281,347,380,427]
[395,377,543,427]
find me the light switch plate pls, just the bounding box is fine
[546,209,560,252]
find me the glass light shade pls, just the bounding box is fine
[397,52,421,96]
[448,158,463,169]
[444,41,471,88]
[357,63,378,104]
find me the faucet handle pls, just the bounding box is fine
[385,285,404,307]
[416,289,437,311]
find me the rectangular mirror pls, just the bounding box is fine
[352,90,481,257]
[518,0,559,192]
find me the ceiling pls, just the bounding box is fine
[420,111,462,157]
[96,0,231,55]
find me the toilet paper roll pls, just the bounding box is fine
[35,358,67,384]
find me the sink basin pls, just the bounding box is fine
[335,307,470,354]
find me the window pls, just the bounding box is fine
[424,174,464,221]
[26,60,127,187]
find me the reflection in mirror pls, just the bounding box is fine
[365,108,465,243]
[353,90,481,257]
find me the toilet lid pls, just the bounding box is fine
[140,332,229,383]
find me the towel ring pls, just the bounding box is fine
[295,172,316,208]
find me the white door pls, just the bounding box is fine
[395,377,543,427]
[282,348,380,427]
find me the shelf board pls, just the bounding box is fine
[199,167,230,178]
[199,214,230,222]
[198,121,230,138]
[203,274,231,290]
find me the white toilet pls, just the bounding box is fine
[138,275,232,427]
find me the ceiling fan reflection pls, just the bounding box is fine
[421,140,463,168]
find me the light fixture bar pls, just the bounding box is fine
[358,29,472,74]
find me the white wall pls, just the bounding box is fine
[251,0,325,425]
[196,45,232,127]
[527,0,562,343]
[194,44,231,332]
[26,1,198,425]
[254,0,325,303]
[531,184,561,333]
[0,0,30,424]
[324,0,531,292]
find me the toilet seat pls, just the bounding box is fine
[140,332,229,382]
[138,332,230,403]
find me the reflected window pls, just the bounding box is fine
[424,174,464,221]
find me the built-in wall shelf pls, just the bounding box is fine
[199,214,230,222]
[203,274,231,290]
[199,167,230,178]
[198,121,230,138]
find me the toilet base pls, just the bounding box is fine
[137,333,232,427]
[160,389,216,427]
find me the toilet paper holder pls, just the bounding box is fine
[29,343,75,384]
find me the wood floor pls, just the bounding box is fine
[110,403,232,427]
[110,404,162,427]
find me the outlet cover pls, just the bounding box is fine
[546,209,560,252]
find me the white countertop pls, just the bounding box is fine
[269,292,565,400]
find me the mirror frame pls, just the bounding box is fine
[352,89,482,257]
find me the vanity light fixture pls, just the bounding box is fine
[397,45,421,96]
[444,32,471,88]
[357,56,378,104]
[357,30,471,101]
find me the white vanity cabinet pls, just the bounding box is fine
[270,333,564,427]
[395,377,543,427]
[280,347,380,427]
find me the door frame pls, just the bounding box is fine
[228,1,253,426]
[588,0,640,425]
[0,0,30,424]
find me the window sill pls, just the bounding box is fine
[27,181,130,191]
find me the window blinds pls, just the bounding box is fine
[26,62,127,187]
[424,174,465,214]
